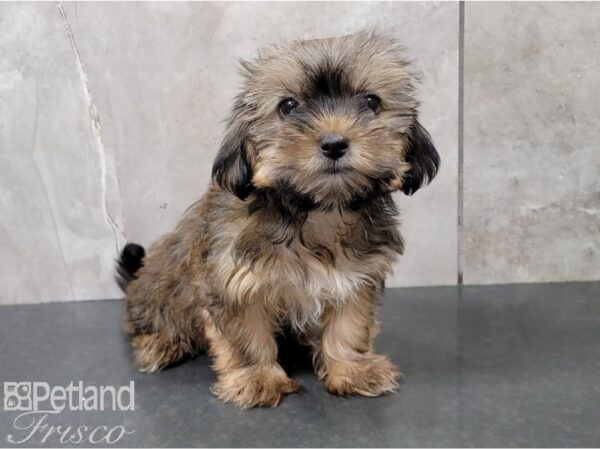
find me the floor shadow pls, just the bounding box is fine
[277,329,314,376]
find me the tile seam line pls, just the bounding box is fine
[457,0,465,286]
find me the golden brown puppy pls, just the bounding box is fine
[117,31,439,408]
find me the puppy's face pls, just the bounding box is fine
[213,32,439,207]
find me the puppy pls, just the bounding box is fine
[118,31,439,408]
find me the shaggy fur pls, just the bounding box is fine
[118,32,439,408]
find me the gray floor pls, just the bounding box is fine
[1,282,599,447]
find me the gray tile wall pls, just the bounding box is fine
[463,2,600,284]
[0,2,598,304]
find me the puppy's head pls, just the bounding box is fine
[212,32,439,208]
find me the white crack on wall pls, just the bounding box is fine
[57,2,126,253]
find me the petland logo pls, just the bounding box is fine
[3,381,135,445]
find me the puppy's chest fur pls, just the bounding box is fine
[222,207,401,331]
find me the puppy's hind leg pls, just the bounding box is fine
[125,302,208,373]
[130,332,195,372]
[124,281,208,373]
[118,232,209,372]
[131,333,181,373]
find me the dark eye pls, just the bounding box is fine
[279,98,299,117]
[364,95,381,114]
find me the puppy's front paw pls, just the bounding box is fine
[323,354,401,397]
[212,364,300,408]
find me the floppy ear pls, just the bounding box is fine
[401,120,440,195]
[211,103,254,200]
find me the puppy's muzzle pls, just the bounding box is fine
[319,134,349,160]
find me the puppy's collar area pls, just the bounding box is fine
[247,185,317,222]
[245,175,397,221]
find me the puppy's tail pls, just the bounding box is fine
[116,243,145,292]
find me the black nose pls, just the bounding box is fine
[319,134,349,160]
